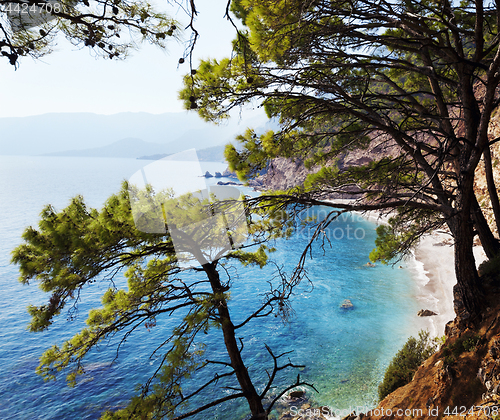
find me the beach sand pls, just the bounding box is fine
[358,209,488,337]
[411,231,487,336]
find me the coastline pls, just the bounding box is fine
[361,208,488,337]
[332,202,488,337]
[411,231,487,336]
[411,231,458,337]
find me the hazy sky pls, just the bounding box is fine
[0,1,238,118]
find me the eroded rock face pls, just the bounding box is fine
[478,338,500,401]
[254,136,401,193]
[256,157,316,191]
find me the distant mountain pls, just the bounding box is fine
[44,138,170,159]
[43,138,229,161]
[139,145,227,162]
[0,111,272,157]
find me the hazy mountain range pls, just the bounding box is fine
[0,111,272,160]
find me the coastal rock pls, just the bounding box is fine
[214,171,222,178]
[289,390,305,399]
[342,413,364,420]
[254,135,401,194]
[204,171,213,178]
[217,181,242,186]
[417,309,438,317]
[247,179,264,187]
[222,168,237,178]
[340,299,354,309]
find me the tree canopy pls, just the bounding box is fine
[181,0,500,321]
[11,182,313,419]
[0,0,189,66]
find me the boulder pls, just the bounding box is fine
[417,309,438,317]
[340,299,354,309]
[222,168,237,178]
[289,390,305,399]
[217,181,242,186]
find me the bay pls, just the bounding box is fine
[0,155,422,419]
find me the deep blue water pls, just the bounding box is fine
[0,155,423,420]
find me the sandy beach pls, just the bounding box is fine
[323,201,489,337]
[412,232,458,337]
[357,209,488,337]
[411,231,487,336]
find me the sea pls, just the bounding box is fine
[0,155,432,420]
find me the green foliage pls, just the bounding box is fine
[179,0,500,283]
[229,244,274,268]
[12,182,305,419]
[2,0,179,66]
[378,331,438,401]
[441,333,481,366]
[478,254,500,282]
[370,209,442,264]
[369,224,402,264]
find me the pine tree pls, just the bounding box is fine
[11,182,313,419]
[181,0,500,321]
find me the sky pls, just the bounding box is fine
[0,0,239,118]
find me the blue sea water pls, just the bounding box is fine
[0,155,424,419]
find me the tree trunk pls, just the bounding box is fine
[471,195,500,259]
[483,145,500,237]
[448,200,485,321]
[203,262,267,420]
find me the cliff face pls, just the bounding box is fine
[256,136,401,193]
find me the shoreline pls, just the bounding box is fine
[411,231,457,337]
[326,200,488,337]
[360,209,488,337]
[411,231,487,336]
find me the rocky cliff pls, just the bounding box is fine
[254,136,401,193]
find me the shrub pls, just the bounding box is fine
[378,331,438,401]
[478,255,500,282]
[441,332,480,365]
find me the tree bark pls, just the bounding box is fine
[448,178,485,321]
[203,262,267,420]
[450,213,484,321]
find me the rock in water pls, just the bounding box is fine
[289,390,305,399]
[204,171,213,178]
[417,309,438,317]
[340,299,354,309]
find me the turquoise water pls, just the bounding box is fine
[0,155,422,419]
